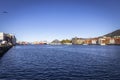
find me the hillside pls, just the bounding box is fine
[104,29,120,37]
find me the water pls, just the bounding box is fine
[0,45,120,80]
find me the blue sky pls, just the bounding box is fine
[0,0,120,42]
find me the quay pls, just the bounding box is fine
[0,45,12,57]
[0,32,16,57]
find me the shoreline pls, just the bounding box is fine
[0,46,12,57]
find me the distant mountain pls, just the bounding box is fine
[104,29,120,37]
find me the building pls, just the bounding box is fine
[84,39,92,45]
[98,38,106,45]
[0,33,7,41]
[72,37,84,44]
[114,38,120,45]
[109,38,115,44]
[0,32,16,46]
[9,34,16,46]
[91,38,98,44]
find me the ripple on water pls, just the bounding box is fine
[0,45,120,79]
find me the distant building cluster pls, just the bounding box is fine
[17,36,120,46]
[0,32,16,46]
[17,41,47,45]
[32,41,47,45]
[17,41,29,45]
[72,36,120,45]
[16,36,120,46]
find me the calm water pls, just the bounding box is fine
[0,45,120,80]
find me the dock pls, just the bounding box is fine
[0,45,12,57]
[0,32,16,57]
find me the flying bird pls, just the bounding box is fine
[2,11,8,13]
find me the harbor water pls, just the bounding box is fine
[0,45,120,80]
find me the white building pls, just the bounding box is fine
[109,38,115,44]
[98,38,106,45]
[0,32,6,40]
[91,39,97,44]
[0,32,16,46]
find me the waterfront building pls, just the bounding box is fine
[0,32,7,41]
[31,41,47,45]
[114,38,120,45]
[114,36,120,38]
[91,38,98,44]
[109,38,115,44]
[72,37,84,44]
[9,34,16,46]
[98,38,106,45]
[32,41,40,45]
[0,32,16,46]
[84,39,92,45]
[40,41,47,44]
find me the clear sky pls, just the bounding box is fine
[0,0,120,42]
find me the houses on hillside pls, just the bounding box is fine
[72,36,120,45]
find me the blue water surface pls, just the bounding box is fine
[0,45,120,80]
